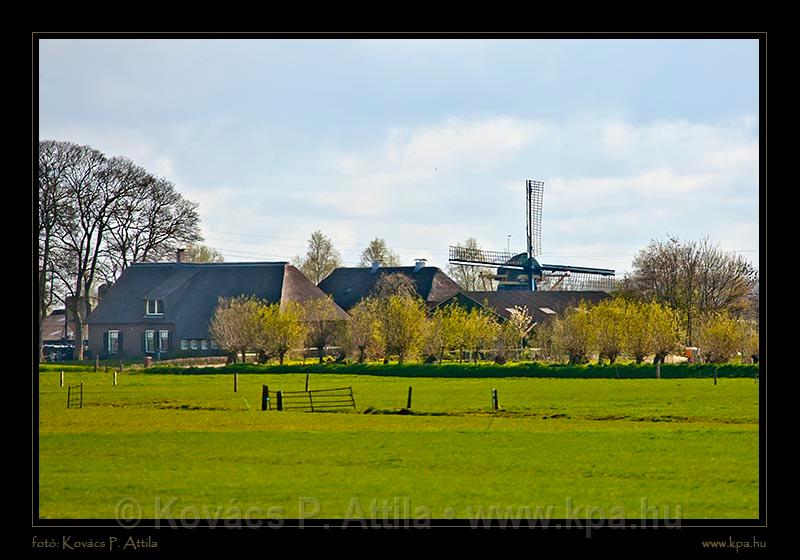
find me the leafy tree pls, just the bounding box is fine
[649,302,684,378]
[183,244,225,263]
[359,237,401,267]
[462,307,500,364]
[446,237,495,291]
[345,298,380,363]
[553,302,595,364]
[532,321,556,361]
[425,303,467,364]
[624,300,652,364]
[255,301,307,365]
[375,294,427,364]
[591,298,629,365]
[292,230,341,284]
[494,321,520,364]
[697,312,750,364]
[208,296,262,363]
[303,296,345,363]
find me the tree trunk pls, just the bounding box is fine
[279,351,285,365]
[241,349,246,363]
[358,348,365,364]
[656,360,661,379]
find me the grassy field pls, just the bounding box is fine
[37,369,759,520]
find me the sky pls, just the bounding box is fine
[38,38,760,275]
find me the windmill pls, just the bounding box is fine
[448,180,615,291]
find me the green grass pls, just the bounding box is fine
[38,371,759,520]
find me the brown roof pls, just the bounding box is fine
[88,262,347,338]
[435,290,611,323]
[317,266,462,311]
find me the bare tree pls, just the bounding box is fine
[302,296,345,363]
[627,236,757,345]
[292,230,342,284]
[103,169,201,279]
[345,298,379,363]
[209,296,262,363]
[447,237,495,291]
[38,141,75,359]
[359,237,401,266]
[183,243,225,263]
[38,140,203,360]
[370,272,418,299]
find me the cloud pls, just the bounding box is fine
[305,115,549,218]
[39,113,759,273]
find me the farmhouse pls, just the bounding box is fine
[87,258,347,359]
[318,261,462,311]
[433,290,610,323]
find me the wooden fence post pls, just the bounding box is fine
[120,361,124,373]
[234,372,239,393]
[262,385,269,411]
[407,386,413,409]
[67,385,71,407]
[305,374,309,392]
[277,391,283,411]
[80,382,84,408]
[60,370,64,387]
[113,370,117,387]
[94,356,99,372]
[714,367,718,386]
[492,388,498,411]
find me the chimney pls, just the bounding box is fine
[97,283,111,301]
[414,258,427,272]
[176,248,185,264]
[370,260,380,273]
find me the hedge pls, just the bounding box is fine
[143,362,760,379]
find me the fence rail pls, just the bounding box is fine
[261,385,355,412]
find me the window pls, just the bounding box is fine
[201,339,209,350]
[159,330,169,352]
[108,330,119,353]
[181,339,188,350]
[145,299,164,316]
[190,339,198,350]
[145,330,156,353]
[210,339,218,350]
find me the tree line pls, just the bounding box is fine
[38,140,203,359]
[544,298,758,377]
[209,273,758,370]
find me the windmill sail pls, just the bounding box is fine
[448,178,615,292]
[526,179,544,258]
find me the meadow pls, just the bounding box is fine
[37,367,759,520]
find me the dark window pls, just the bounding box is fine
[145,299,164,315]
[145,330,156,353]
[159,330,169,352]
[108,330,119,353]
